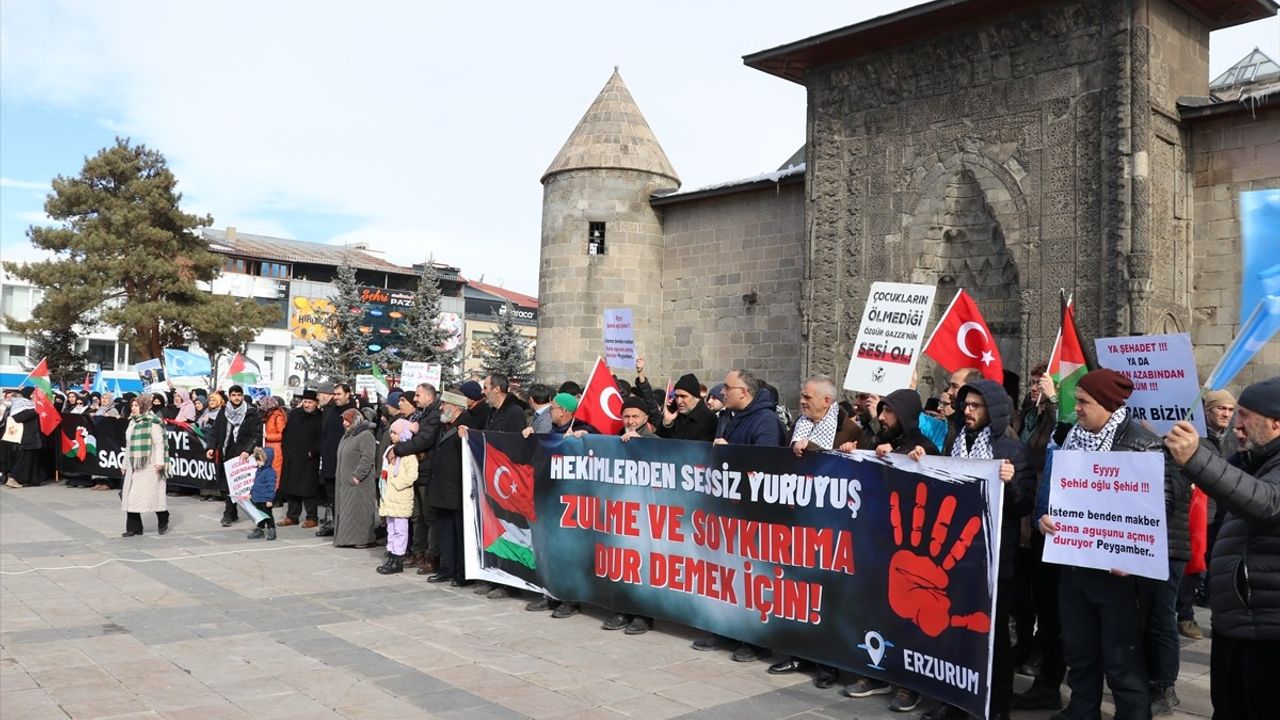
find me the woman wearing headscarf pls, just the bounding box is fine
[121,393,169,536]
[5,388,45,488]
[333,407,378,548]
[262,396,287,483]
[174,390,198,424]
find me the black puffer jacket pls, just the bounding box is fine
[658,401,718,442]
[1180,435,1280,641]
[865,389,939,456]
[1111,413,1191,563]
[951,381,1036,580]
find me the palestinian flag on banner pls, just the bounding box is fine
[479,439,537,570]
[480,493,535,569]
[226,353,260,385]
[1047,292,1095,424]
[61,426,96,462]
[24,358,62,435]
[163,418,206,444]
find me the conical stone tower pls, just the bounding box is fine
[536,69,680,385]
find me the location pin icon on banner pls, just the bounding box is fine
[861,631,891,668]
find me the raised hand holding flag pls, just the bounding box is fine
[22,358,62,435]
[923,290,1003,382]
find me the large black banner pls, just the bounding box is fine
[463,432,1004,718]
[56,415,220,490]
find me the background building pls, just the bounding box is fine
[538,0,1279,403]
[463,279,539,378]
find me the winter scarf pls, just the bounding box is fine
[951,426,994,460]
[223,400,247,449]
[1062,406,1128,453]
[129,413,162,470]
[792,403,840,450]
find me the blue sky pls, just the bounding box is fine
[2,1,1275,296]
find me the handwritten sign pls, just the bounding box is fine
[602,308,636,370]
[224,456,257,500]
[1043,450,1168,580]
[1094,333,1204,435]
[843,282,937,394]
[400,361,442,392]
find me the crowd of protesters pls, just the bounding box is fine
[1,363,1276,720]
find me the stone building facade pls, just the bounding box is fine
[539,0,1277,401]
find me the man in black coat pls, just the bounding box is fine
[424,389,481,586]
[316,382,356,536]
[278,390,323,527]
[1036,369,1188,720]
[1166,376,1280,720]
[483,374,528,433]
[919,379,1034,720]
[656,373,717,442]
[392,383,442,571]
[207,384,263,527]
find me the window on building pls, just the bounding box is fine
[258,261,290,279]
[262,351,275,382]
[1,342,27,366]
[254,296,290,330]
[117,342,130,369]
[588,221,606,256]
[86,339,115,371]
[223,256,249,274]
[0,286,33,319]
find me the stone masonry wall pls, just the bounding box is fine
[659,182,805,401]
[1189,107,1280,392]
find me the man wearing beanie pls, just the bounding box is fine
[1037,368,1189,720]
[1166,376,1280,720]
[656,373,717,442]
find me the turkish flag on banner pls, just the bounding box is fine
[924,289,1004,382]
[483,441,537,521]
[574,357,624,435]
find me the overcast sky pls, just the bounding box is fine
[2,1,1275,296]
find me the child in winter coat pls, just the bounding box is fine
[247,447,277,541]
[376,419,418,574]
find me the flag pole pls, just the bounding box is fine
[922,289,963,351]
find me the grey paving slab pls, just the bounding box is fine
[2,483,1217,720]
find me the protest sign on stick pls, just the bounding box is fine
[401,361,442,391]
[843,282,937,394]
[603,308,636,370]
[1094,333,1204,435]
[1043,450,1168,580]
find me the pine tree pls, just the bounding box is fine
[306,260,378,383]
[478,299,533,383]
[28,326,88,391]
[2,138,277,361]
[398,262,463,388]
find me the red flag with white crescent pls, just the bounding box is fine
[574,357,624,435]
[923,289,1004,382]
[483,441,537,521]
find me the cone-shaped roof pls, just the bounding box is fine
[542,69,680,187]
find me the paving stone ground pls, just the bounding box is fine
[2,483,1213,719]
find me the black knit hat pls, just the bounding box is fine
[674,373,700,397]
[1238,376,1280,420]
[621,397,650,415]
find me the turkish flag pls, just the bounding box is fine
[924,289,1004,382]
[574,357,624,435]
[33,392,61,435]
[483,441,536,521]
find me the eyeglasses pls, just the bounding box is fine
[722,385,747,393]
[961,401,987,411]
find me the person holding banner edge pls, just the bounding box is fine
[1165,376,1280,720]
[207,385,262,528]
[1036,368,1188,720]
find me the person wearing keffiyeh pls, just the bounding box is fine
[1035,368,1189,720]
[920,379,1034,720]
[121,393,169,537]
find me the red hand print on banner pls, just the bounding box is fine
[887,482,991,638]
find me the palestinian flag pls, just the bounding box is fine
[226,352,260,385]
[164,418,206,444]
[24,358,62,435]
[61,426,96,462]
[1047,293,1095,423]
[480,496,535,569]
[370,363,389,398]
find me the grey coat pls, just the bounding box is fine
[333,420,378,547]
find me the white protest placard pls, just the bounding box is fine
[1094,333,1205,436]
[843,282,937,394]
[355,374,387,400]
[401,361,442,391]
[1043,450,1168,580]
[602,308,636,370]
[224,456,257,500]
